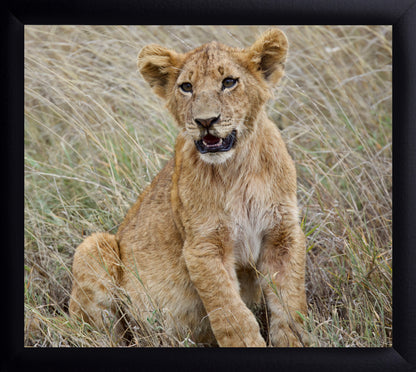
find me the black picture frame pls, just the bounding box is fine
[5,0,415,371]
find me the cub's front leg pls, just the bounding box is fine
[259,205,309,347]
[183,236,266,347]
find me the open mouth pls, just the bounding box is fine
[195,130,237,154]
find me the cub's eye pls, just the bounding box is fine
[222,77,238,90]
[179,82,193,93]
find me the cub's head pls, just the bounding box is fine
[137,28,288,164]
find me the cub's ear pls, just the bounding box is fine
[247,28,288,85]
[137,44,183,99]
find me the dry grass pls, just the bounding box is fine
[24,25,392,347]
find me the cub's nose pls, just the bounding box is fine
[194,115,220,129]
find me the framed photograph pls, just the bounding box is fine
[6,0,415,371]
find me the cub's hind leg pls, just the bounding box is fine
[69,232,125,343]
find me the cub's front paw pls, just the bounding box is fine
[216,327,266,347]
[245,333,267,348]
[270,325,309,347]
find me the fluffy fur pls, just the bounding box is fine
[69,28,308,347]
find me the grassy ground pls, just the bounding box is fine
[24,25,392,347]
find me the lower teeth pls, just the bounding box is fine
[203,138,223,147]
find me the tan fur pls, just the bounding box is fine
[69,28,308,347]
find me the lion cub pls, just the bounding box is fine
[69,28,308,347]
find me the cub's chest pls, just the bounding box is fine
[229,194,282,267]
